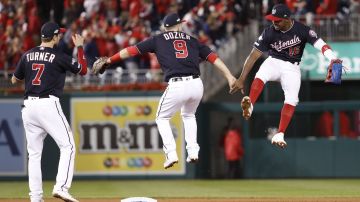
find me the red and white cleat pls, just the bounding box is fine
[241,96,253,120]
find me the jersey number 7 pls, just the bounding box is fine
[173,40,188,58]
[32,63,45,85]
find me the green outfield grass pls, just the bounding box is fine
[1,179,360,199]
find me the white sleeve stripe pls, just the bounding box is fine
[76,63,84,74]
[205,52,214,60]
[253,46,263,53]
[135,46,142,54]
[13,75,23,81]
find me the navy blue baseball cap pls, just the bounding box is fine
[265,4,292,21]
[163,13,185,27]
[40,22,66,38]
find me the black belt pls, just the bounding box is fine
[289,61,300,65]
[169,75,200,82]
[24,95,50,100]
[270,56,300,65]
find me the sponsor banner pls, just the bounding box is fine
[0,100,26,176]
[301,42,360,80]
[71,97,185,175]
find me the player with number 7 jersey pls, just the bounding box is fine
[11,22,87,202]
[92,13,236,169]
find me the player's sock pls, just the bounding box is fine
[249,78,264,104]
[278,104,296,133]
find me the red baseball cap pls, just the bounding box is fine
[265,4,292,21]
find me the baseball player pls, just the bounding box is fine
[92,13,236,169]
[11,22,87,202]
[230,4,341,148]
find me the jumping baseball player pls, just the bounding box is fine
[92,13,236,169]
[11,22,87,202]
[230,4,341,148]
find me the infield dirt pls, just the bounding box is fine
[2,198,360,202]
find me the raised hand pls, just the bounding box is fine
[72,34,84,47]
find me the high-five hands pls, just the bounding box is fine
[228,76,237,94]
[230,78,245,94]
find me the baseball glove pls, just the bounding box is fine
[325,59,343,84]
[92,57,109,75]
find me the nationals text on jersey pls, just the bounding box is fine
[163,31,190,40]
[26,52,56,63]
[271,35,301,51]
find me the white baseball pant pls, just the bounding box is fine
[255,56,301,106]
[155,76,203,158]
[22,95,75,201]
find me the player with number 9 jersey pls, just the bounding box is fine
[96,13,236,169]
[135,25,213,82]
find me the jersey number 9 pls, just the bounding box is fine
[173,40,188,58]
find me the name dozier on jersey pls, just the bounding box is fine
[26,52,56,63]
[163,31,190,40]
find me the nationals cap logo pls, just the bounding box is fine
[272,8,277,15]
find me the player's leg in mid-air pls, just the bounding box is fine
[155,81,186,169]
[180,77,203,163]
[242,57,281,120]
[36,97,78,202]
[272,62,301,148]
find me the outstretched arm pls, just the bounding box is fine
[313,38,344,84]
[92,46,140,75]
[105,46,140,64]
[212,58,236,93]
[313,38,337,60]
[72,34,88,75]
[230,48,262,94]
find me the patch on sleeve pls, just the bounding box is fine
[309,30,317,38]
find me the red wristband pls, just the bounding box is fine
[207,52,218,64]
[321,44,331,55]
[127,46,140,56]
[77,46,87,75]
[109,53,122,64]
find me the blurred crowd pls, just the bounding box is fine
[265,0,360,25]
[0,0,253,77]
[1,0,359,78]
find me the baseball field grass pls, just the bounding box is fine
[1,179,360,202]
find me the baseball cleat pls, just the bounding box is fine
[164,159,178,169]
[241,96,253,120]
[52,191,79,202]
[186,156,198,163]
[271,132,287,148]
[163,151,179,169]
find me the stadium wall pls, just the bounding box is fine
[1,94,360,179]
